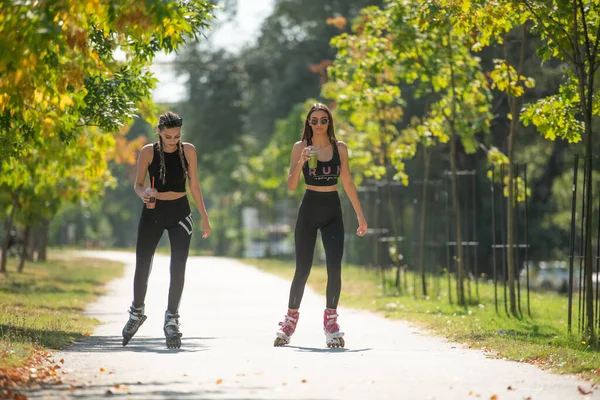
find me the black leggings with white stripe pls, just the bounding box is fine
[132,196,193,314]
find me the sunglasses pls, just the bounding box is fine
[160,118,183,128]
[309,118,329,126]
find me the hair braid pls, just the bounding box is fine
[158,136,167,185]
[177,141,188,178]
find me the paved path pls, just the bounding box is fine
[25,251,597,400]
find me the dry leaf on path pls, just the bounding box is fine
[578,386,593,395]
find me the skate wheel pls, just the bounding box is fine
[166,337,181,349]
[326,338,345,348]
[273,337,289,347]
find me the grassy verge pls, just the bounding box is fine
[242,258,600,383]
[0,254,124,397]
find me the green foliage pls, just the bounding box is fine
[522,78,585,143]
[0,0,216,255]
[325,0,492,184]
[0,0,215,156]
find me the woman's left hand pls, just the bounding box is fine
[357,218,368,237]
[201,218,212,239]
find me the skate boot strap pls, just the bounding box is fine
[279,314,298,325]
[165,312,180,327]
[325,313,340,331]
[165,319,180,328]
[128,310,144,320]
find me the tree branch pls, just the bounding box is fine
[520,0,577,65]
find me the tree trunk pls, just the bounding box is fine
[37,217,50,262]
[582,69,595,341]
[450,131,465,305]
[418,146,431,297]
[1,190,19,274]
[506,140,518,317]
[18,224,30,273]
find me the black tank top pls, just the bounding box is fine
[302,143,341,186]
[148,143,189,193]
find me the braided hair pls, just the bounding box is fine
[157,111,189,185]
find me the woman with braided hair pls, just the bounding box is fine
[122,111,211,349]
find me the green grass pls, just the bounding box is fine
[0,255,124,368]
[242,258,600,383]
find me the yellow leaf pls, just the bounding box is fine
[60,95,74,110]
[14,70,24,84]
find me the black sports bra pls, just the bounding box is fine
[148,143,189,193]
[302,143,341,186]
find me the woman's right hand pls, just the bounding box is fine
[141,188,157,204]
[298,146,313,165]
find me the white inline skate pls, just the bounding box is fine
[323,308,345,348]
[122,305,147,346]
[274,311,299,347]
[164,311,183,349]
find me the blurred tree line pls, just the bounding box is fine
[4,0,599,301]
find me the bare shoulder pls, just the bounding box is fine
[140,143,155,159]
[182,142,197,155]
[292,140,306,151]
[141,143,155,153]
[336,141,348,153]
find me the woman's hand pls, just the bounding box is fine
[201,218,212,239]
[141,188,157,204]
[298,146,314,165]
[356,218,368,237]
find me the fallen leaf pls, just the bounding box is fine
[216,379,223,384]
[60,359,65,364]
[469,392,473,396]
[100,368,106,372]
[490,395,498,400]
[183,374,188,377]
[523,397,532,400]
[282,382,287,386]
[578,386,593,395]
[301,379,307,383]
[507,386,514,390]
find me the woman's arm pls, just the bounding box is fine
[338,142,368,236]
[184,143,211,238]
[287,141,310,191]
[134,144,154,204]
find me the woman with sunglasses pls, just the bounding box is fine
[274,103,368,348]
[122,111,211,349]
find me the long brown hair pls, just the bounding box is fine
[301,103,337,148]
[157,111,188,185]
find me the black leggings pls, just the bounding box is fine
[288,190,344,310]
[132,196,193,314]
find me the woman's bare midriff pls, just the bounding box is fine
[156,191,187,201]
[306,184,338,192]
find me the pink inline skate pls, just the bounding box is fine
[274,310,299,347]
[324,308,345,348]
